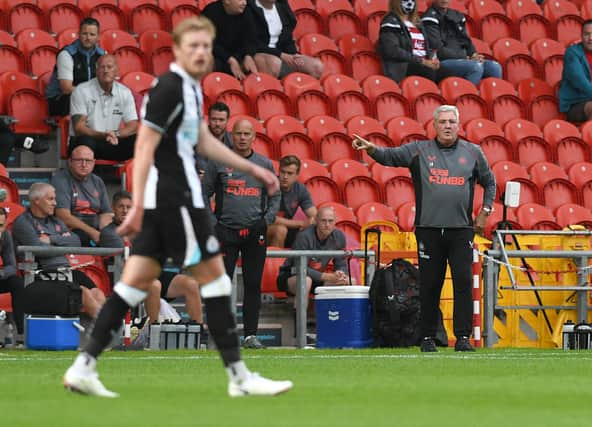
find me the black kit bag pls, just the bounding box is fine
[365,228,448,347]
[23,269,82,316]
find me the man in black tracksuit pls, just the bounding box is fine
[203,119,280,349]
[353,105,496,352]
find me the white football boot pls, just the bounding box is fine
[228,372,293,397]
[63,355,119,398]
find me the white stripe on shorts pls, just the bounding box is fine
[180,206,201,267]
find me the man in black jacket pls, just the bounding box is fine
[421,0,501,84]
[202,0,258,80]
[246,0,323,78]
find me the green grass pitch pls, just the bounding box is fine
[1,348,591,427]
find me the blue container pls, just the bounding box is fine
[26,316,80,350]
[315,286,372,348]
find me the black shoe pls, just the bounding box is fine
[420,337,438,352]
[454,336,476,352]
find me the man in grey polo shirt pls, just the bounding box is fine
[69,55,138,161]
[50,144,117,247]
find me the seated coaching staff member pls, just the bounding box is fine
[353,105,495,353]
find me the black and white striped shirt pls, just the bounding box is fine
[140,63,205,209]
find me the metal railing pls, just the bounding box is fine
[17,245,374,349]
[483,229,592,348]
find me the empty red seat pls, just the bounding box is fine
[385,116,426,146]
[149,46,174,76]
[47,3,84,35]
[516,203,559,230]
[371,163,410,187]
[7,3,44,34]
[321,73,371,121]
[129,4,167,35]
[89,4,126,32]
[530,38,565,88]
[568,162,592,189]
[8,89,51,134]
[342,175,382,211]
[468,0,513,43]
[319,201,357,223]
[400,75,446,125]
[479,77,527,127]
[299,158,329,182]
[504,118,552,169]
[383,175,415,212]
[298,33,346,76]
[491,160,529,198]
[305,176,342,205]
[121,71,155,95]
[356,201,395,225]
[243,72,292,121]
[464,118,513,166]
[282,72,331,121]
[543,119,589,170]
[329,158,370,190]
[439,77,488,126]
[305,114,346,142]
[555,203,592,229]
[505,0,550,46]
[543,0,583,46]
[492,37,539,85]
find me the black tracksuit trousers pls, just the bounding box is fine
[415,227,474,339]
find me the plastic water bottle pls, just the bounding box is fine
[4,323,14,349]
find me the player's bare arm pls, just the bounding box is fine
[197,122,279,195]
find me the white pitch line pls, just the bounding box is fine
[1,352,592,362]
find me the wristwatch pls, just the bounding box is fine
[481,206,493,216]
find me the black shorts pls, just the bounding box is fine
[276,270,322,296]
[158,270,178,300]
[131,206,221,268]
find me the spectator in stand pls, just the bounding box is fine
[202,0,258,80]
[46,18,105,117]
[267,155,317,248]
[276,206,350,308]
[12,183,106,317]
[421,0,501,85]
[50,144,117,247]
[378,0,439,83]
[559,20,592,123]
[352,105,496,352]
[246,0,323,78]
[203,118,280,349]
[0,207,25,346]
[69,55,138,161]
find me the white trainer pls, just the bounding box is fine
[228,372,293,397]
[63,365,119,398]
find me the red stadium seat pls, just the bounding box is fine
[504,118,552,169]
[112,46,147,75]
[541,180,579,213]
[278,132,316,160]
[400,76,446,125]
[0,201,25,229]
[321,73,371,122]
[581,180,592,211]
[468,0,513,43]
[317,131,360,164]
[383,175,415,212]
[299,158,329,182]
[265,114,305,142]
[385,116,426,146]
[243,72,292,121]
[371,163,410,187]
[0,177,20,203]
[121,71,155,95]
[149,46,174,76]
[346,115,385,137]
[529,160,568,188]
[395,201,416,232]
[56,28,78,48]
[336,220,361,248]
[329,158,370,190]
[491,160,529,199]
[530,38,565,88]
[8,89,51,134]
[353,0,387,33]
[356,201,395,225]
[555,204,592,229]
[543,119,589,170]
[492,38,539,85]
[464,118,513,165]
[47,3,84,35]
[128,4,167,35]
[439,77,488,126]
[568,162,592,190]
[293,9,324,40]
[100,29,138,52]
[139,29,173,58]
[342,176,382,211]
[0,71,38,114]
[543,0,583,46]
[282,73,331,121]
[350,51,382,82]
[78,0,118,15]
[89,4,126,32]
[298,33,346,76]
[305,176,342,205]
[7,3,44,34]
[516,203,559,230]
[504,0,550,46]
[361,74,410,123]
[305,114,345,142]
[260,252,287,299]
[479,78,527,127]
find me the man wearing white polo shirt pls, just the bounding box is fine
[69,55,138,161]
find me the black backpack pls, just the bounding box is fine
[369,259,422,347]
